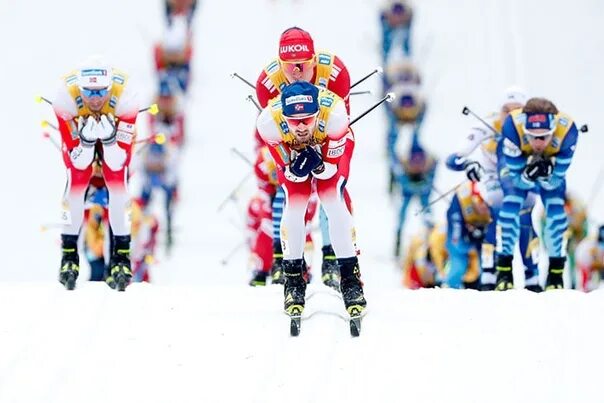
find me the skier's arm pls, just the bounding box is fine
[551,122,578,180]
[330,56,351,114]
[445,126,490,171]
[255,71,278,109]
[500,116,532,189]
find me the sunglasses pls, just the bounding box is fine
[81,87,109,98]
[280,59,314,76]
[284,113,318,126]
[524,128,554,140]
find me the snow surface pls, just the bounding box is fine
[0,0,603,402]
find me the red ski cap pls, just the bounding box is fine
[278,27,315,61]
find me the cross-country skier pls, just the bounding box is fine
[445,87,541,291]
[495,97,579,290]
[256,82,366,316]
[52,56,140,291]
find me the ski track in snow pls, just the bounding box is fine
[0,0,603,402]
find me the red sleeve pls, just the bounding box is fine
[266,142,291,170]
[255,71,280,108]
[320,131,353,165]
[55,114,79,150]
[116,113,138,155]
[253,153,275,198]
[329,56,351,114]
[154,44,164,70]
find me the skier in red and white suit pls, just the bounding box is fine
[254,26,351,149]
[256,81,366,315]
[254,27,355,289]
[247,147,319,286]
[52,56,140,290]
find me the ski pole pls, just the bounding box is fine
[231,147,254,166]
[42,132,61,152]
[431,184,452,203]
[220,241,245,266]
[350,67,383,89]
[462,106,500,137]
[231,72,256,90]
[134,133,167,156]
[350,90,372,96]
[247,95,262,112]
[350,92,395,126]
[415,179,466,216]
[217,171,254,212]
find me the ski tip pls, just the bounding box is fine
[350,318,361,337]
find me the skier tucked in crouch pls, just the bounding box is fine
[256,81,366,316]
[52,56,140,291]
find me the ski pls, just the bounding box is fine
[348,306,364,337]
[287,305,303,336]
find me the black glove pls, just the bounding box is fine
[524,158,553,181]
[290,147,323,177]
[464,161,483,182]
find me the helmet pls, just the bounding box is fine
[77,55,112,89]
[280,82,319,117]
[502,85,527,107]
[278,27,315,61]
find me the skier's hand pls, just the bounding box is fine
[524,158,553,181]
[290,147,323,178]
[78,116,99,146]
[96,114,117,144]
[464,161,483,182]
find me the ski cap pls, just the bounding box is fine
[77,55,112,89]
[502,85,527,106]
[281,82,319,117]
[278,27,315,61]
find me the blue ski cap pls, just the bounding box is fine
[281,82,319,117]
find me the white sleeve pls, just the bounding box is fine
[455,126,491,157]
[325,101,349,140]
[115,81,141,119]
[52,82,77,120]
[256,107,281,146]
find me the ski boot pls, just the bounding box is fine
[106,235,132,292]
[59,234,80,290]
[479,267,497,291]
[545,257,565,290]
[283,259,307,315]
[495,255,514,291]
[321,245,340,291]
[249,270,268,287]
[270,255,285,285]
[525,274,543,292]
[338,257,367,314]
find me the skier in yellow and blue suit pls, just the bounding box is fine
[496,98,579,290]
[444,181,492,289]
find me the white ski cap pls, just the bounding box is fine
[77,55,112,89]
[502,85,527,106]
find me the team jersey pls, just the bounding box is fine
[256,87,350,170]
[53,67,140,152]
[255,51,351,113]
[501,109,578,184]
